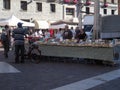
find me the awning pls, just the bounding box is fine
[0,15,35,27]
[70,17,79,23]
[34,20,49,29]
[51,20,78,25]
[50,24,78,29]
[50,24,67,29]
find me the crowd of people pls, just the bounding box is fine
[0,24,87,64]
[26,25,87,43]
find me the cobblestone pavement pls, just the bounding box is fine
[0,48,120,90]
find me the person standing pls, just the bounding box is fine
[1,25,11,58]
[75,26,80,39]
[70,27,76,39]
[62,25,73,40]
[55,28,63,41]
[12,22,26,63]
[76,28,87,43]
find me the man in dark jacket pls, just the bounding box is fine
[62,25,73,40]
[12,22,26,63]
[1,25,11,58]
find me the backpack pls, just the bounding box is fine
[1,33,8,41]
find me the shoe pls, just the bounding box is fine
[20,60,25,63]
[15,61,19,64]
[4,53,8,58]
[15,59,19,64]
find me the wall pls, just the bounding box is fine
[0,0,63,22]
[0,0,118,22]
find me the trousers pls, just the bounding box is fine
[15,45,25,63]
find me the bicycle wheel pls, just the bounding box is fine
[29,48,41,64]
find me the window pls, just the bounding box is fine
[104,0,106,3]
[50,4,56,12]
[21,1,27,11]
[36,3,42,11]
[111,10,115,15]
[103,9,107,14]
[86,7,90,14]
[66,8,74,16]
[111,0,114,3]
[47,0,55,2]
[3,0,10,9]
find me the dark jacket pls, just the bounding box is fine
[62,30,73,39]
[75,29,80,39]
[12,28,26,45]
[78,32,87,40]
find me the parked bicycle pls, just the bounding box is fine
[24,37,41,64]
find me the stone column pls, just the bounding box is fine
[93,0,100,40]
[77,0,83,30]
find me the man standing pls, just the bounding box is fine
[12,22,26,63]
[70,27,76,39]
[62,25,73,40]
[1,25,11,58]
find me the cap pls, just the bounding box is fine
[17,22,23,27]
[5,25,9,28]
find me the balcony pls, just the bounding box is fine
[63,0,78,4]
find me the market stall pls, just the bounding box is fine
[0,15,35,27]
[33,40,120,65]
[34,20,49,29]
[50,20,78,29]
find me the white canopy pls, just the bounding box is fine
[34,20,49,29]
[70,17,79,23]
[0,15,35,27]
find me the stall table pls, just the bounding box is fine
[34,41,120,65]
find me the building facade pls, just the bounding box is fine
[0,0,64,22]
[0,0,118,23]
[79,0,118,17]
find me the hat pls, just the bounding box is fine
[17,22,23,27]
[5,25,9,28]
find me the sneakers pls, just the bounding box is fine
[15,56,25,64]
[4,53,8,58]
[15,60,25,64]
[15,61,19,64]
[20,60,25,63]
